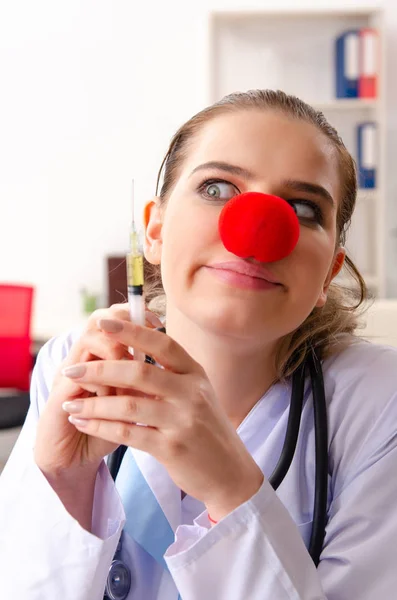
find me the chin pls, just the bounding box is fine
[181,295,278,341]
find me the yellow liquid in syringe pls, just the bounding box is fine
[126,230,144,287]
[127,253,143,287]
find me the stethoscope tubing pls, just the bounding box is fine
[268,349,328,566]
[106,344,328,593]
[307,350,328,566]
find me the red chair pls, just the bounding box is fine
[0,284,34,392]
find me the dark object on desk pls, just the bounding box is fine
[107,255,161,310]
[107,256,128,307]
[0,393,30,430]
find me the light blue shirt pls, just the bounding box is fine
[0,330,396,598]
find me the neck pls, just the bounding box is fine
[165,306,278,428]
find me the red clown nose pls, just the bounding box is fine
[218,192,300,263]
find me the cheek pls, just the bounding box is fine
[274,229,336,329]
[160,201,220,290]
[289,227,336,288]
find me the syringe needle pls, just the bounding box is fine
[131,178,135,228]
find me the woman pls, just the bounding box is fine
[1,89,396,599]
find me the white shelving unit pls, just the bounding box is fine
[312,99,378,111]
[208,8,386,297]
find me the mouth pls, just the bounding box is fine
[204,261,283,292]
[206,261,282,284]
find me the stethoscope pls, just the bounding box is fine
[103,191,330,599]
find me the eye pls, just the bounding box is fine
[289,199,324,226]
[199,179,239,202]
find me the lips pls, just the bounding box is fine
[206,261,281,284]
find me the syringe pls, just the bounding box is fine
[126,179,145,362]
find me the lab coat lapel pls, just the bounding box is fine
[115,447,181,571]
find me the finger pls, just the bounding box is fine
[62,394,172,428]
[53,370,112,400]
[68,416,161,452]
[87,304,162,330]
[75,379,114,397]
[106,305,163,330]
[62,359,186,399]
[87,304,130,330]
[97,319,201,374]
[66,329,131,366]
[145,310,163,329]
[58,330,131,398]
[51,373,112,402]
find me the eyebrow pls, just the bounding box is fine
[189,161,255,180]
[189,161,334,207]
[282,179,335,207]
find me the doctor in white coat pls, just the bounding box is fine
[1,89,397,599]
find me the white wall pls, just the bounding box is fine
[1,0,397,338]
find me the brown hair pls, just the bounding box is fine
[144,89,368,378]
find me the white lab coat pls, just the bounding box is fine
[0,329,397,599]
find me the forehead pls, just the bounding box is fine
[182,110,340,199]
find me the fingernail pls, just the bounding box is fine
[62,401,83,414]
[62,365,86,378]
[97,318,124,333]
[145,311,162,327]
[68,415,89,427]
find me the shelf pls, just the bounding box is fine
[357,189,377,201]
[312,99,378,111]
[212,9,382,21]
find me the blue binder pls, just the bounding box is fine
[357,122,377,189]
[335,30,359,98]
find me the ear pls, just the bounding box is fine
[315,248,346,308]
[143,198,163,265]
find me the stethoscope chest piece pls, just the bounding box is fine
[104,534,132,600]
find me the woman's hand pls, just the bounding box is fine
[62,318,264,520]
[34,304,163,478]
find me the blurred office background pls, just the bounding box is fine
[1,0,397,469]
